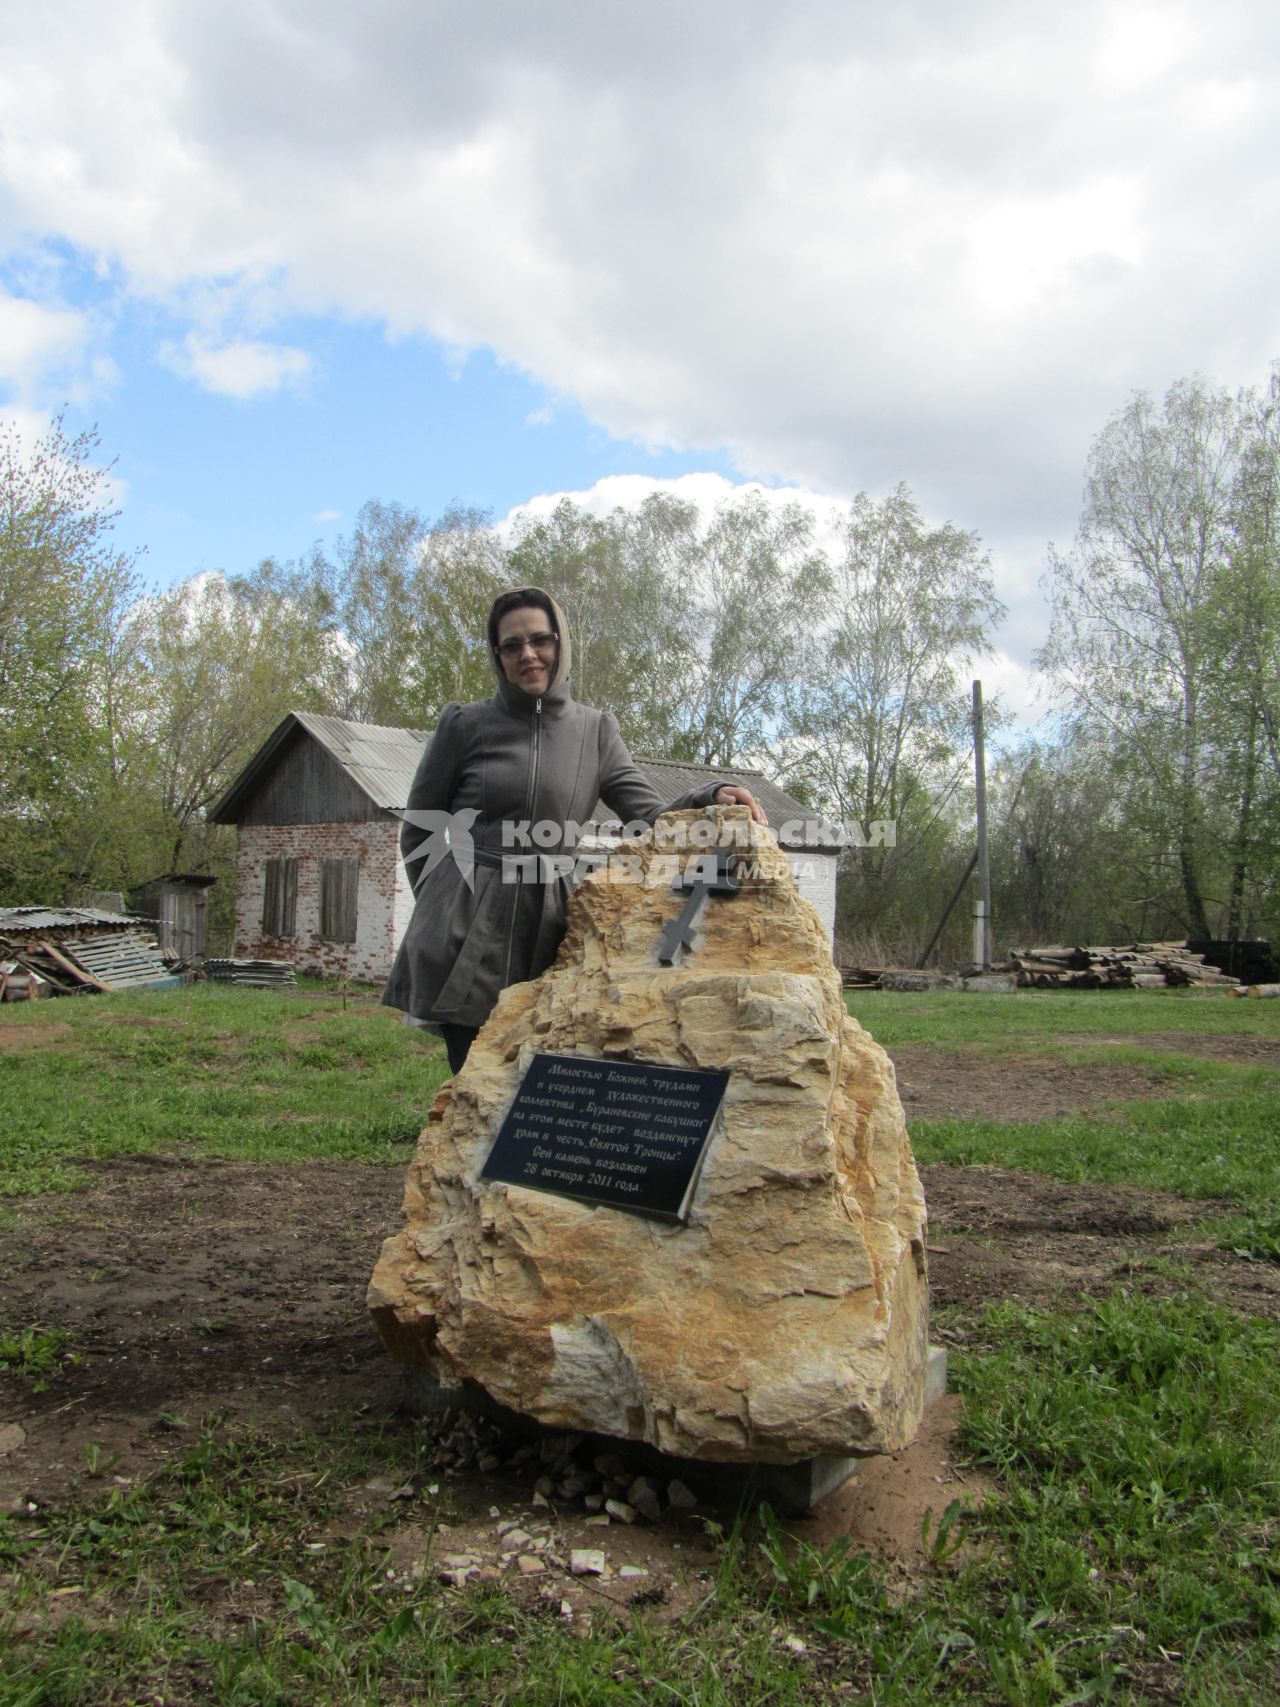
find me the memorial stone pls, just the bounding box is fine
[369,808,930,1464]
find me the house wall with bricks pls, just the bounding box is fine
[787,849,837,946]
[233,818,411,983]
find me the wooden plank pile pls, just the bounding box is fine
[1009,943,1240,990]
[839,965,887,990]
[0,917,174,1000]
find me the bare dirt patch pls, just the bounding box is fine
[1,1044,1275,1600]
[0,1019,74,1053]
[922,1162,1280,1322]
[891,1045,1173,1122]
[1062,1030,1280,1067]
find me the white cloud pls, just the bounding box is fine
[312,507,340,523]
[1,0,1278,641]
[0,292,90,397]
[159,334,314,399]
[979,651,1046,736]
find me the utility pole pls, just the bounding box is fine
[973,679,991,970]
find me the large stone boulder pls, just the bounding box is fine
[369,809,929,1463]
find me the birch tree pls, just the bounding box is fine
[1040,377,1244,938]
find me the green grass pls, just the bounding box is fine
[947,1289,1280,1701]
[846,987,1280,1049]
[0,984,450,1196]
[910,1084,1280,1209]
[2,1285,1276,1705]
[843,989,1280,1215]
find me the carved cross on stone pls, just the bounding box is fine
[657,849,743,965]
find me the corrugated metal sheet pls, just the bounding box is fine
[205,958,297,989]
[66,931,176,990]
[0,906,142,935]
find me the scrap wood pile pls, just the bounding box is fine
[839,963,889,989]
[0,907,177,1001]
[1010,943,1239,990]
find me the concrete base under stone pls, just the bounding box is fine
[401,1344,948,1519]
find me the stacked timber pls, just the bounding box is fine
[838,964,888,989]
[1010,943,1239,990]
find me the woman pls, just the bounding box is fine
[383,586,766,1072]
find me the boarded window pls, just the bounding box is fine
[261,857,298,937]
[320,858,359,943]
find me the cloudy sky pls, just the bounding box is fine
[2,0,1278,709]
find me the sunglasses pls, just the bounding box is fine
[496,631,558,659]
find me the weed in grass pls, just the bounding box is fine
[758,1501,884,1638]
[0,1323,76,1389]
[1214,1209,1280,1264]
[82,1441,122,1478]
[920,1497,967,1564]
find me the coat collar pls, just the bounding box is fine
[494,674,573,718]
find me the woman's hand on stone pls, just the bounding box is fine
[714,785,768,825]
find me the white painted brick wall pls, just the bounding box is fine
[790,851,838,948]
[392,842,416,950]
[234,819,403,983]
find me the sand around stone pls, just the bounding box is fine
[369,808,929,1463]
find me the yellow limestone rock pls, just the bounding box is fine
[369,809,929,1463]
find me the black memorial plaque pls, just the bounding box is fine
[480,1053,729,1223]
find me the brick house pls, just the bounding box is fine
[210,711,839,983]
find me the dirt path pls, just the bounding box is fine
[2,1050,1276,1601]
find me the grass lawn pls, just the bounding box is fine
[0,984,1277,1703]
[0,983,450,1196]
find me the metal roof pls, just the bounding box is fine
[209,712,430,821]
[0,906,143,935]
[210,711,839,848]
[290,712,431,810]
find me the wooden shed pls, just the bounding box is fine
[127,873,216,962]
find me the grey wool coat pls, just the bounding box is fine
[382,595,721,1030]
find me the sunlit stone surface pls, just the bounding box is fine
[369,809,929,1463]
